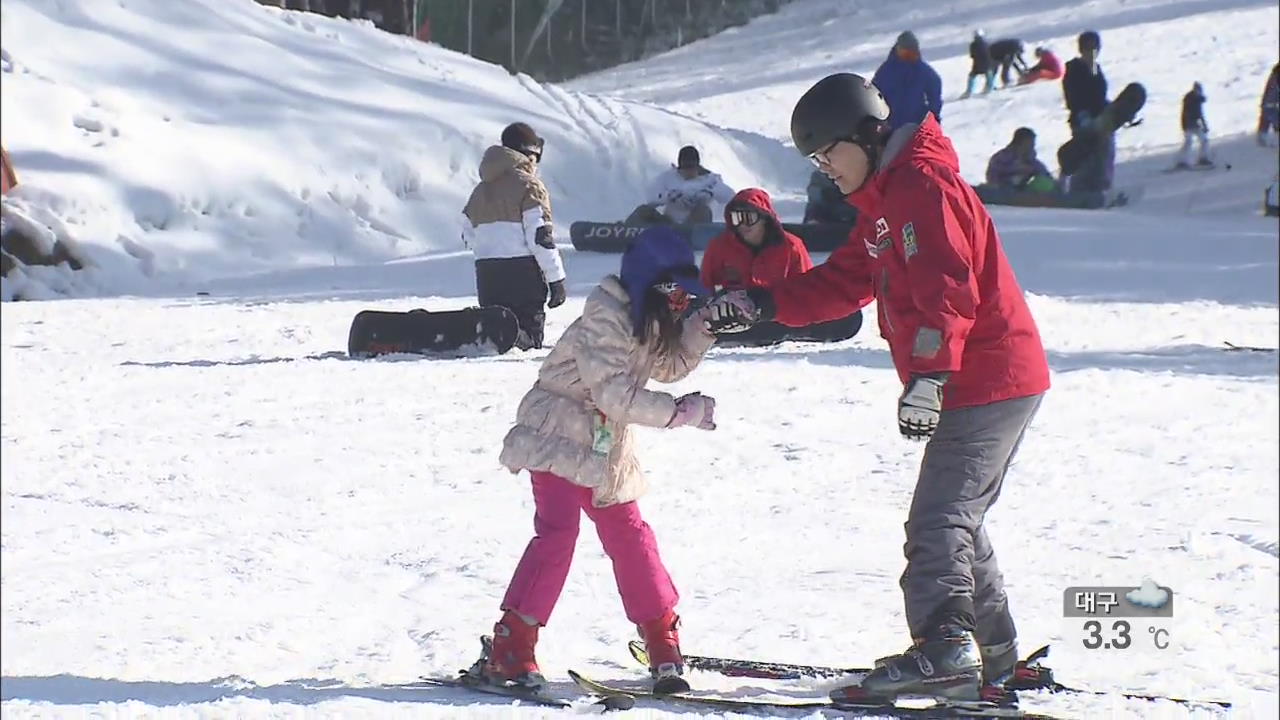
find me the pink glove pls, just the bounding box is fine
[667,392,716,430]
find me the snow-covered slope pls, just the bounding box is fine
[572,0,1280,216]
[0,0,808,297]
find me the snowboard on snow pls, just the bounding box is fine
[1057,82,1146,177]
[569,220,853,254]
[347,306,520,358]
[713,311,863,347]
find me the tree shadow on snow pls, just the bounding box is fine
[0,673,580,708]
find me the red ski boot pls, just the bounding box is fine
[638,610,689,694]
[482,611,546,690]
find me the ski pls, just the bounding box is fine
[629,638,863,679]
[628,642,1232,710]
[1224,341,1275,352]
[568,668,1059,718]
[411,674,634,711]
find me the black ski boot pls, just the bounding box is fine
[831,624,982,706]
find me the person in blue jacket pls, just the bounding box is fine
[872,31,943,130]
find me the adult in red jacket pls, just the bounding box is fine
[701,188,812,292]
[706,74,1049,705]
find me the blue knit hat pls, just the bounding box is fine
[619,226,709,335]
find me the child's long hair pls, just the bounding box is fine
[637,286,684,355]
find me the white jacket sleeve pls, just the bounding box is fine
[649,170,676,207]
[521,205,565,283]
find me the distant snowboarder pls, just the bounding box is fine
[1062,31,1113,194]
[629,146,735,225]
[461,122,567,350]
[1177,82,1213,168]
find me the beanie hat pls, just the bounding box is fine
[619,226,709,336]
[501,122,544,156]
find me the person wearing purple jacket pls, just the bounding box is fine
[872,31,943,130]
[986,128,1055,191]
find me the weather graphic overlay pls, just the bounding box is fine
[1063,580,1175,657]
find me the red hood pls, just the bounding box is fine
[723,187,781,225]
[847,115,958,214]
[723,187,786,247]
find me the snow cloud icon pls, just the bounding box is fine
[1126,579,1170,608]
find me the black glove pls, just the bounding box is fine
[898,373,950,441]
[534,225,556,250]
[547,279,566,308]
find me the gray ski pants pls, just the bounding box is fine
[900,392,1044,647]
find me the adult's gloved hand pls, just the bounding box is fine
[703,289,773,333]
[667,391,716,430]
[898,373,949,441]
[547,279,566,308]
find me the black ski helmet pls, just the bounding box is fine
[790,73,891,158]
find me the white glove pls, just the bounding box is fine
[702,290,759,334]
[898,374,947,440]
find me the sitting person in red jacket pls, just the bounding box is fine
[1018,47,1062,85]
[701,188,861,345]
[702,188,812,292]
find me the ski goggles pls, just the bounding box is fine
[652,281,692,313]
[522,140,545,162]
[728,209,763,227]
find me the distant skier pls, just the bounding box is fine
[988,38,1029,88]
[872,31,943,129]
[462,122,566,350]
[478,226,718,694]
[704,73,1049,705]
[1259,63,1280,146]
[629,146,735,225]
[962,29,994,98]
[1062,30,1113,194]
[1018,47,1063,85]
[1177,82,1213,168]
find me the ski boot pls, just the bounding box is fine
[831,624,982,706]
[478,610,546,690]
[638,609,689,694]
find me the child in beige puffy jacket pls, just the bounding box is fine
[474,226,717,694]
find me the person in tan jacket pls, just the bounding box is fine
[474,226,717,694]
[462,122,567,350]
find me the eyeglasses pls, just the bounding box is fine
[808,138,849,167]
[728,209,762,227]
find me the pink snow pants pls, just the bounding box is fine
[501,471,679,625]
